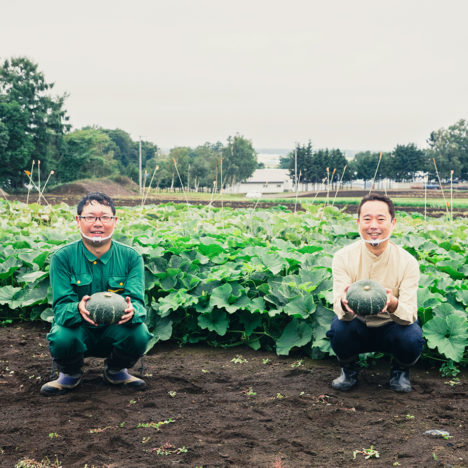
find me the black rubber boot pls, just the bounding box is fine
[332,359,359,391]
[389,364,411,393]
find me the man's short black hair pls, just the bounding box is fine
[358,194,395,219]
[77,192,116,215]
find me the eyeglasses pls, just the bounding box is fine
[78,215,116,224]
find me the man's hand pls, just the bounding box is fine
[378,288,399,315]
[118,297,134,325]
[78,295,98,326]
[340,285,356,317]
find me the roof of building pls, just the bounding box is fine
[245,168,292,183]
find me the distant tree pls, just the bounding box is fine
[351,151,381,187]
[389,144,426,181]
[57,127,119,182]
[221,135,257,186]
[287,142,313,185]
[103,128,137,168]
[427,119,468,181]
[279,155,291,169]
[168,147,191,187]
[0,57,69,189]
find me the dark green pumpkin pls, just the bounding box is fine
[346,280,387,316]
[86,292,127,324]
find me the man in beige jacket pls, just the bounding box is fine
[326,194,424,392]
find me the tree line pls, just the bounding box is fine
[281,123,468,187]
[0,57,257,191]
[1,57,467,192]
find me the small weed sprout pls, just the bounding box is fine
[246,387,257,396]
[14,456,62,468]
[48,432,59,439]
[440,360,460,378]
[444,378,461,387]
[137,419,174,430]
[151,442,188,456]
[276,393,284,399]
[405,414,415,420]
[353,446,380,460]
[291,359,304,368]
[231,355,248,364]
[168,390,177,398]
[262,358,271,365]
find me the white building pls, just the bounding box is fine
[225,168,294,194]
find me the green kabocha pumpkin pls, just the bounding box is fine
[346,280,387,316]
[86,292,127,325]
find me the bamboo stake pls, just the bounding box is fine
[24,170,50,206]
[142,165,159,206]
[37,160,41,203]
[0,187,8,200]
[173,159,190,207]
[37,170,54,202]
[432,158,449,217]
[450,169,454,221]
[26,160,35,204]
[368,152,383,195]
[325,167,330,206]
[424,174,428,221]
[332,165,347,207]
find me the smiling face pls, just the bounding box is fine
[76,200,117,244]
[357,200,396,248]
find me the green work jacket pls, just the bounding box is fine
[50,240,146,328]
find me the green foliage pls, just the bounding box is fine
[0,200,466,365]
[427,119,468,181]
[0,57,69,190]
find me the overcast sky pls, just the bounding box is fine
[2,0,467,152]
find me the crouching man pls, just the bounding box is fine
[326,194,424,392]
[41,192,152,396]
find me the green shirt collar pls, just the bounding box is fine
[80,240,114,265]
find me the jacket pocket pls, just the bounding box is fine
[107,276,126,294]
[71,273,93,298]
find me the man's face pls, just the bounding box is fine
[76,201,117,241]
[357,200,396,244]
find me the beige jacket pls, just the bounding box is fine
[332,240,420,327]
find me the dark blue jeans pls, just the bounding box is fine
[326,316,424,366]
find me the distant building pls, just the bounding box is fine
[225,168,294,194]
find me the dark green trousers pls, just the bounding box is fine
[47,322,152,373]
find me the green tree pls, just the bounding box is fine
[0,57,69,189]
[390,143,426,181]
[287,142,314,185]
[427,119,468,181]
[103,128,137,168]
[351,151,381,187]
[57,127,118,182]
[221,135,257,187]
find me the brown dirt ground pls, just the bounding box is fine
[7,181,467,217]
[1,322,466,468]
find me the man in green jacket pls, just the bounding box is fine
[41,192,152,396]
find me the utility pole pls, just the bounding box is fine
[139,137,142,195]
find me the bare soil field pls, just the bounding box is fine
[7,182,468,217]
[1,322,466,468]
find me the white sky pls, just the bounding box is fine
[2,0,467,152]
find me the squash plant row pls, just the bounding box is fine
[0,200,466,369]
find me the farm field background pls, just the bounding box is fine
[0,193,467,467]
